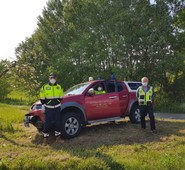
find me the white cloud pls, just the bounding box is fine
[0,0,47,61]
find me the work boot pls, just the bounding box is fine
[42,138,48,146]
[56,136,64,144]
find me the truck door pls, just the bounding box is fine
[117,82,129,115]
[106,81,128,116]
[84,81,121,120]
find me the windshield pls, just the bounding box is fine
[64,82,91,95]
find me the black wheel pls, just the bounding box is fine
[61,112,81,139]
[129,104,141,123]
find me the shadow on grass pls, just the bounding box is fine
[0,133,22,146]
[1,119,184,169]
[30,119,185,169]
[0,133,40,149]
[32,119,185,148]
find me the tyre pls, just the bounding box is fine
[129,104,141,123]
[61,112,81,139]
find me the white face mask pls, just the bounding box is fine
[142,82,148,87]
[49,79,56,84]
[97,87,102,91]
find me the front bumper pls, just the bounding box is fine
[24,114,44,131]
[24,114,31,127]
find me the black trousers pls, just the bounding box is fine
[140,105,156,130]
[43,107,61,137]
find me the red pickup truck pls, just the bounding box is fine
[24,80,141,139]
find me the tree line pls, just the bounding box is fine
[0,0,185,103]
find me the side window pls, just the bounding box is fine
[93,83,105,92]
[89,82,106,95]
[106,82,123,93]
[106,82,116,93]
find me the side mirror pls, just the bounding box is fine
[87,88,95,96]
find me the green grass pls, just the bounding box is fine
[1,90,37,105]
[0,103,29,132]
[7,91,28,101]
[1,104,185,169]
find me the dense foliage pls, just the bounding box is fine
[1,0,185,103]
[0,60,12,98]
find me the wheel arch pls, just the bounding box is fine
[60,102,87,125]
[129,101,141,124]
[129,100,139,114]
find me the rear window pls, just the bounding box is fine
[128,82,142,90]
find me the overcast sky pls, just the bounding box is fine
[0,0,156,61]
[0,0,48,61]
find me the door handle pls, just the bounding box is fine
[109,96,117,99]
[122,95,128,98]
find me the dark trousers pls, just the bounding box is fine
[43,107,61,137]
[140,105,156,130]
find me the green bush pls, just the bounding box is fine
[0,79,11,99]
[0,161,8,170]
[154,93,185,113]
[0,98,27,105]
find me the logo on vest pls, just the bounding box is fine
[46,87,51,90]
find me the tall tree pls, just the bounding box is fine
[15,0,185,101]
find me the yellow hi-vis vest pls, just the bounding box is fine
[94,90,106,95]
[40,83,64,106]
[138,86,153,106]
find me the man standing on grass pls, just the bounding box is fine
[40,73,64,145]
[137,77,157,134]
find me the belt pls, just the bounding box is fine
[44,103,61,108]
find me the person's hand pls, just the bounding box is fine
[147,102,152,107]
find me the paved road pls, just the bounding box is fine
[155,113,185,120]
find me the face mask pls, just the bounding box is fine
[49,79,56,84]
[98,87,102,91]
[142,82,148,87]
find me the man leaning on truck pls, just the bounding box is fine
[137,77,157,134]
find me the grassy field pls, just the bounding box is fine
[1,90,38,106]
[0,103,185,170]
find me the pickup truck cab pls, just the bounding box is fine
[25,80,141,139]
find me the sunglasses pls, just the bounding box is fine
[49,77,56,79]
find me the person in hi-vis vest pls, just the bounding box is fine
[137,77,157,134]
[40,73,64,145]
